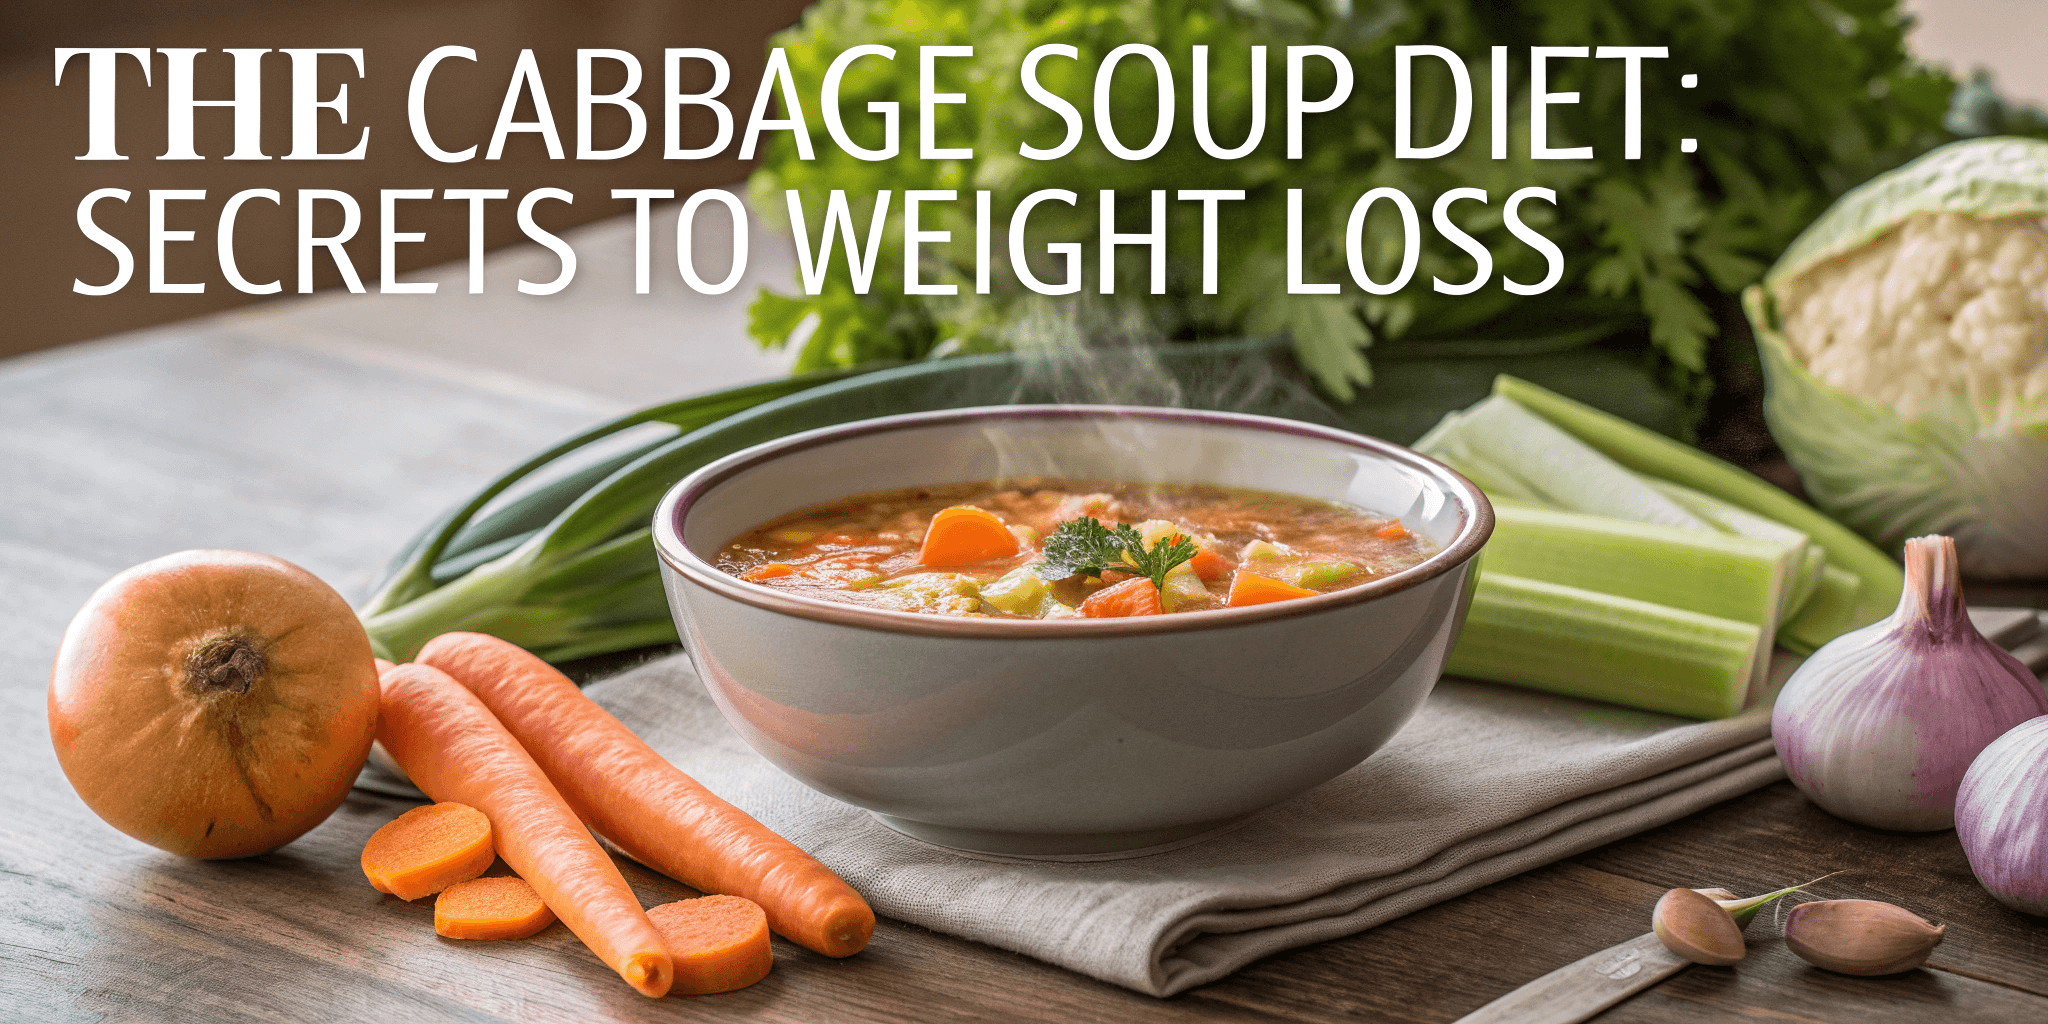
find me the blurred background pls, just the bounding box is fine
[0,0,2039,361]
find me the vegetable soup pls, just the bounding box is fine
[715,478,1434,619]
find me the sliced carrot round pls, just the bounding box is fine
[1080,576,1163,617]
[916,505,1019,566]
[436,875,557,940]
[1227,570,1319,608]
[647,895,774,996]
[362,802,495,901]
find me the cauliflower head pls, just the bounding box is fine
[1774,212,2048,427]
[1747,137,2048,579]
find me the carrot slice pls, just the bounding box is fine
[435,875,557,940]
[377,662,673,997]
[1080,577,1163,617]
[1187,548,1236,581]
[1374,522,1410,540]
[418,633,876,958]
[916,505,1019,565]
[361,802,494,900]
[1227,571,1319,607]
[742,563,797,582]
[647,895,773,996]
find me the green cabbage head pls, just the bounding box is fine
[1746,137,2048,579]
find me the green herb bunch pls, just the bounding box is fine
[747,0,1988,408]
[1035,516,1199,592]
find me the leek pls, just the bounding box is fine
[360,338,1354,661]
[1447,574,1762,719]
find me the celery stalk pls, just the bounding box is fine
[1485,507,1793,624]
[1446,574,1762,720]
[1644,477,1824,626]
[1413,418,1560,508]
[1491,376,1902,633]
[1778,565,1864,655]
[1417,396,1711,530]
[1484,506,1796,701]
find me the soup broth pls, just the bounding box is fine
[715,477,1434,619]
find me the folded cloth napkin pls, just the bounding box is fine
[411,608,2041,998]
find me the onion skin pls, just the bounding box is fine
[1957,716,2048,916]
[1772,536,2048,831]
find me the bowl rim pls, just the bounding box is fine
[652,404,1493,638]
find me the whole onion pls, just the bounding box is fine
[1772,536,2048,831]
[1957,716,2048,915]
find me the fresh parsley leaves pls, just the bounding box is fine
[1035,517,1199,594]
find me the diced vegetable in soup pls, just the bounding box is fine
[715,479,1434,619]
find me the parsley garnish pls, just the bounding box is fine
[1034,517,1199,594]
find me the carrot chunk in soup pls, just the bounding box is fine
[916,506,1020,566]
[1080,577,1163,617]
[1227,571,1319,608]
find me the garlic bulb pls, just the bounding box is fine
[1956,715,2048,915]
[1772,536,2048,831]
[1784,899,1945,975]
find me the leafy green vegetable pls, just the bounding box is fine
[746,0,1989,406]
[1035,516,1198,593]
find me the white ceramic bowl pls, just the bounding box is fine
[653,406,1492,856]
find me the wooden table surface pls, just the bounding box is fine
[5,223,2046,1022]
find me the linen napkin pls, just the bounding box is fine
[342,609,2039,996]
[575,608,2043,996]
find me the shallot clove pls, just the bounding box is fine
[1652,888,1746,965]
[1783,899,1946,975]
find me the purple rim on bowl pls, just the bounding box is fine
[652,405,1494,636]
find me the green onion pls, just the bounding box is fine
[1446,574,1763,720]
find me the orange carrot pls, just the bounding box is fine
[417,632,876,958]
[1080,577,1163,617]
[741,563,797,582]
[647,895,773,995]
[1374,522,1410,540]
[1227,571,1318,607]
[361,802,494,900]
[435,875,557,940]
[1187,548,1235,581]
[916,505,1018,565]
[377,662,672,997]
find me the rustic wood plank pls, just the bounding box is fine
[1184,861,2048,1024]
[2,787,1290,1024]
[1572,779,2048,1000]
